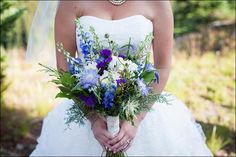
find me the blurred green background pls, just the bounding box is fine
[0,0,235,156]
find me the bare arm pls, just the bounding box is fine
[55,1,77,71]
[55,2,98,121]
[55,2,113,148]
[136,1,174,123]
[152,1,173,93]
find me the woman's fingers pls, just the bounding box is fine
[108,130,125,145]
[122,142,132,152]
[96,137,105,151]
[110,135,130,152]
[97,136,111,150]
[103,130,114,139]
[100,135,112,147]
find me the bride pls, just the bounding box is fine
[29,1,213,156]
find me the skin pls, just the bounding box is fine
[55,0,173,153]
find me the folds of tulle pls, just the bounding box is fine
[30,93,213,156]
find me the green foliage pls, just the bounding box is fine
[105,150,126,157]
[39,55,172,126]
[65,101,87,126]
[173,0,235,36]
[0,54,7,105]
[207,126,230,155]
[89,26,103,52]
[0,0,25,48]
[141,71,155,85]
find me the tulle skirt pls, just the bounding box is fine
[30,92,213,156]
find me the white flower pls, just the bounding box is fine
[100,70,121,85]
[108,56,125,71]
[100,70,110,85]
[100,70,109,80]
[121,98,139,121]
[84,61,97,70]
[111,71,121,81]
[125,60,138,72]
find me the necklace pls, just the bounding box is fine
[109,0,126,6]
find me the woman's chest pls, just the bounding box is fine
[74,1,154,21]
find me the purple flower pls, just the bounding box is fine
[80,69,100,89]
[101,49,111,57]
[118,53,126,59]
[96,61,106,69]
[116,78,127,86]
[137,78,149,96]
[105,56,112,63]
[79,94,97,107]
[96,50,113,74]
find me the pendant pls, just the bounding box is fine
[109,0,126,6]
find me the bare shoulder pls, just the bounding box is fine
[146,1,173,21]
[148,1,172,9]
[57,1,78,18]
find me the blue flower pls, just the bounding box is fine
[74,57,82,65]
[84,32,91,38]
[137,78,149,96]
[102,84,117,109]
[80,69,100,89]
[88,40,94,46]
[118,44,136,55]
[154,71,160,83]
[145,63,156,72]
[67,57,82,74]
[80,41,90,56]
[78,32,95,59]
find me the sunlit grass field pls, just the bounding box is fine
[166,51,235,156]
[167,52,235,129]
[1,49,235,156]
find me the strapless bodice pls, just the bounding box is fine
[75,15,153,53]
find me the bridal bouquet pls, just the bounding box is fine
[40,19,170,157]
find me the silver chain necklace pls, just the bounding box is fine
[109,0,126,6]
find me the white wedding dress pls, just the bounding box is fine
[31,15,213,156]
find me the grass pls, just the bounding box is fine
[1,49,235,156]
[3,49,61,118]
[166,51,235,156]
[207,126,230,155]
[1,49,61,156]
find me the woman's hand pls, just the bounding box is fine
[91,117,114,151]
[108,120,140,153]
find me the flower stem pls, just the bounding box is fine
[105,150,126,157]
